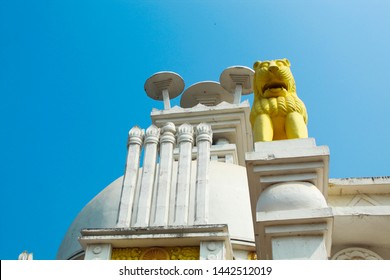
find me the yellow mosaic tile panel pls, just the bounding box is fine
[111,246,200,260]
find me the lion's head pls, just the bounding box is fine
[250,58,308,141]
[253,58,296,98]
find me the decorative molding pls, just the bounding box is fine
[111,247,199,260]
[196,123,213,143]
[128,126,144,146]
[347,194,380,207]
[160,122,176,144]
[144,124,160,144]
[169,247,200,260]
[111,248,142,260]
[80,224,232,258]
[200,241,225,260]
[84,244,112,260]
[140,248,170,260]
[177,123,194,144]
[331,247,383,260]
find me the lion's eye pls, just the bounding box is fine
[260,62,269,68]
[276,60,287,66]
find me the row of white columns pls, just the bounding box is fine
[116,122,213,228]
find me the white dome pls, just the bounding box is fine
[256,181,327,212]
[57,161,254,260]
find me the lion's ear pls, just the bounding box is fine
[253,61,262,70]
[283,58,291,67]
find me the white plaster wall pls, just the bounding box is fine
[207,161,254,242]
[272,236,327,260]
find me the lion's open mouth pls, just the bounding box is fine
[262,82,288,93]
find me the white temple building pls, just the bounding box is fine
[56,68,390,260]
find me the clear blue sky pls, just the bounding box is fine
[1,1,389,260]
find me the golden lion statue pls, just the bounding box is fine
[250,58,308,142]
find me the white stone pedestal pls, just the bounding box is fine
[245,138,333,260]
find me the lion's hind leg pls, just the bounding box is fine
[253,114,273,142]
[286,111,308,139]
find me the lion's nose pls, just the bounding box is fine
[268,61,279,73]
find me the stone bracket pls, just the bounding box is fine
[200,241,227,260]
[84,243,112,260]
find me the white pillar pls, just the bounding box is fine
[116,126,144,227]
[172,123,194,225]
[151,122,176,226]
[194,123,212,224]
[132,124,160,227]
[233,84,243,104]
[162,89,171,109]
